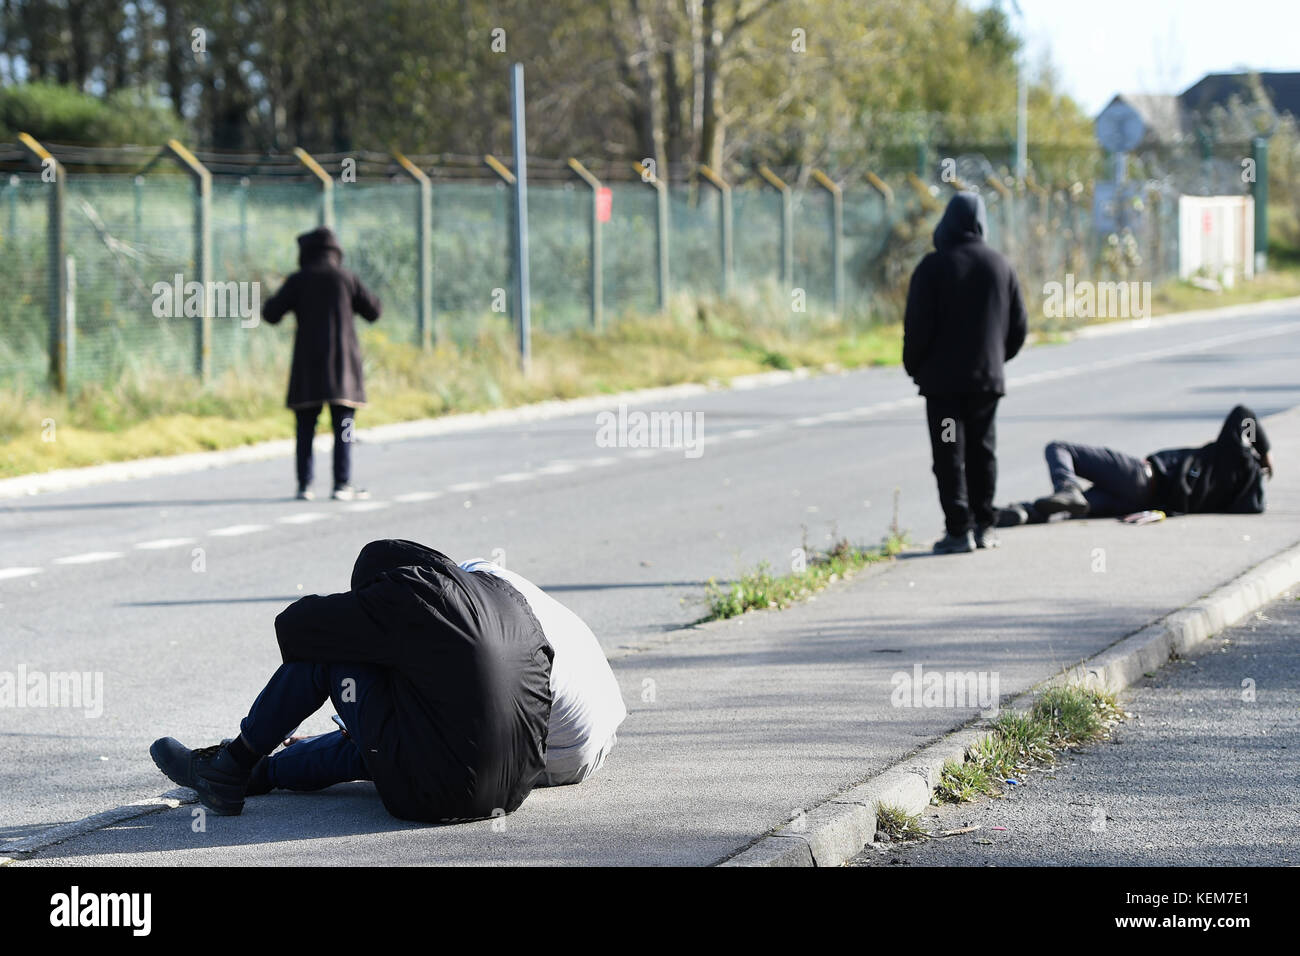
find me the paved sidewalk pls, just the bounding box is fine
[14,409,1300,866]
[851,592,1300,867]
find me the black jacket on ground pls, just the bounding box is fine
[263,227,382,410]
[273,539,553,823]
[1148,405,1270,515]
[903,192,1029,397]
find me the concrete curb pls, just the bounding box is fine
[0,788,195,864]
[0,368,812,500]
[720,538,1300,867]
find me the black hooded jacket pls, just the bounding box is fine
[273,539,553,822]
[1148,405,1270,515]
[903,192,1029,397]
[262,227,382,409]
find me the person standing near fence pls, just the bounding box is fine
[263,226,382,501]
[903,191,1028,554]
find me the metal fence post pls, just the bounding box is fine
[697,165,733,297]
[394,152,435,349]
[294,147,335,229]
[758,165,793,288]
[163,140,212,381]
[18,133,67,392]
[64,254,76,377]
[133,174,144,245]
[5,174,17,247]
[509,63,531,373]
[1252,136,1269,274]
[634,161,670,311]
[239,176,249,259]
[811,169,844,316]
[567,158,603,330]
[484,154,517,333]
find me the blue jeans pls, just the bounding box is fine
[239,661,382,792]
[295,404,353,489]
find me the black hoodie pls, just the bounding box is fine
[903,192,1028,397]
[1148,405,1271,514]
[273,539,553,822]
[263,227,382,409]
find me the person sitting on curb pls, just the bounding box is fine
[999,404,1273,525]
[150,539,553,822]
[457,556,627,786]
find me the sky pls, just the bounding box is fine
[996,0,1300,115]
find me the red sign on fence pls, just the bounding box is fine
[596,187,612,223]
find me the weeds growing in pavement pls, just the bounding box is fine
[934,685,1123,804]
[701,531,906,621]
[875,802,928,842]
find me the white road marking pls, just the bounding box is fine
[448,481,487,492]
[134,537,195,550]
[730,428,761,439]
[394,491,442,503]
[344,501,390,512]
[495,472,536,483]
[537,462,578,475]
[53,551,124,565]
[589,456,618,467]
[0,566,42,580]
[208,524,268,537]
[277,512,329,525]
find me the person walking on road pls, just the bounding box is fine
[903,191,1028,554]
[263,226,382,501]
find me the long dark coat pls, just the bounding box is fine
[262,227,382,409]
[274,539,554,823]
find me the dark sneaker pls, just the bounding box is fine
[974,526,1001,549]
[295,486,314,501]
[932,531,976,554]
[1034,485,1089,518]
[995,503,1029,528]
[331,484,370,501]
[149,738,250,816]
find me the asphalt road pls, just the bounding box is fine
[851,592,1300,867]
[3,299,1300,863]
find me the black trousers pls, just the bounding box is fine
[925,392,1000,536]
[1044,441,1154,517]
[294,403,353,488]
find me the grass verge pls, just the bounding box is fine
[0,294,901,479]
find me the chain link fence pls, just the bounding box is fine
[0,142,1218,392]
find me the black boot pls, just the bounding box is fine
[932,531,976,554]
[974,526,1001,549]
[150,738,252,816]
[994,503,1029,527]
[1034,485,1089,518]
